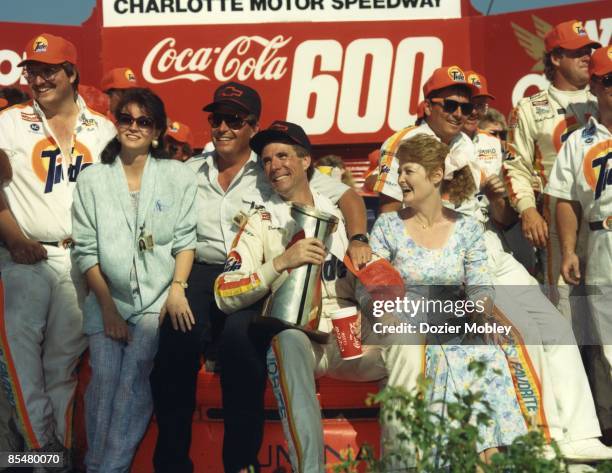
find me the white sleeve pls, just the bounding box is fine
[310,169,350,204]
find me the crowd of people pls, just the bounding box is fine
[0,19,609,473]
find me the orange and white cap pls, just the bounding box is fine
[18,33,77,66]
[465,70,495,100]
[422,66,478,98]
[544,20,601,53]
[101,67,139,92]
[166,121,194,147]
[589,46,612,77]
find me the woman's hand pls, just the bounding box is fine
[160,285,195,332]
[102,303,131,343]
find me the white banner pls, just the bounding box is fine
[103,0,461,27]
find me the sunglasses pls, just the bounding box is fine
[208,113,249,130]
[116,113,155,130]
[489,129,508,140]
[595,73,612,88]
[558,46,593,59]
[22,64,64,82]
[429,98,475,116]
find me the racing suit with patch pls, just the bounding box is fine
[0,97,116,450]
[215,190,422,473]
[545,116,612,430]
[373,121,602,443]
[503,86,598,312]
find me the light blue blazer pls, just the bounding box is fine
[72,156,197,335]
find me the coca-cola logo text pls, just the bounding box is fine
[142,35,291,84]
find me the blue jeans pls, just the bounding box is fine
[85,312,159,473]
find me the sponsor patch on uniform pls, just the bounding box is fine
[224,251,242,272]
[381,164,391,174]
[21,112,41,123]
[531,99,548,107]
[260,211,271,221]
[30,123,41,132]
[81,117,96,128]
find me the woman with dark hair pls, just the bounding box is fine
[72,88,197,472]
[370,134,527,465]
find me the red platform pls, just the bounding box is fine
[74,356,381,473]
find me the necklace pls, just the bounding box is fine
[414,215,434,229]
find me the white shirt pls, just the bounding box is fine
[0,95,116,244]
[545,116,612,285]
[186,150,349,264]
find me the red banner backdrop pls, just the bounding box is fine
[1,1,610,148]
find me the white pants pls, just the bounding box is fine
[485,230,601,442]
[267,328,423,473]
[587,290,612,428]
[0,247,87,449]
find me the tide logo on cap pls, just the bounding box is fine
[583,141,612,200]
[169,121,180,132]
[125,69,136,82]
[33,36,49,53]
[447,66,466,83]
[607,46,612,61]
[573,21,587,36]
[467,73,482,89]
[220,86,243,98]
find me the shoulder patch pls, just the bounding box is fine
[529,91,554,121]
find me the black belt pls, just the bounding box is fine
[39,238,74,249]
[589,218,612,231]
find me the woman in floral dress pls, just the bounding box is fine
[370,134,527,464]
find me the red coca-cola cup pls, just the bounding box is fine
[331,306,362,360]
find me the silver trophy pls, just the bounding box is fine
[258,202,338,343]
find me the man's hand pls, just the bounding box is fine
[521,207,548,248]
[7,237,47,264]
[102,304,131,343]
[160,285,195,332]
[561,252,581,285]
[347,240,372,269]
[482,174,506,200]
[273,238,326,273]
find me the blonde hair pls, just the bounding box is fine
[316,154,356,187]
[396,134,476,204]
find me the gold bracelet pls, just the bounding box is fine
[172,280,188,289]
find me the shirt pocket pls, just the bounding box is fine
[151,192,175,246]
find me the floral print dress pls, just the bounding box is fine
[370,211,527,452]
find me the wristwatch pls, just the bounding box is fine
[349,233,369,244]
[172,280,189,289]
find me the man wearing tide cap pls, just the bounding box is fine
[100,67,139,115]
[502,20,601,316]
[150,82,372,473]
[215,120,419,473]
[374,65,612,461]
[165,120,194,161]
[545,45,612,442]
[0,33,116,464]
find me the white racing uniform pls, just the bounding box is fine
[214,190,422,473]
[545,116,612,429]
[503,86,597,314]
[373,122,602,443]
[0,97,116,450]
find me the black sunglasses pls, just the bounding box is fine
[489,129,508,140]
[595,73,612,88]
[430,98,475,116]
[208,113,249,130]
[116,113,155,130]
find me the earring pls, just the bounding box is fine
[152,139,159,148]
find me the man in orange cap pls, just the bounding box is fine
[546,45,612,443]
[0,33,116,464]
[375,65,612,461]
[165,120,194,162]
[502,20,601,315]
[100,66,139,115]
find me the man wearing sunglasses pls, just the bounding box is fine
[545,45,612,444]
[151,81,373,473]
[503,20,601,317]
[375,65,612,461]
[0,33,116,466]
